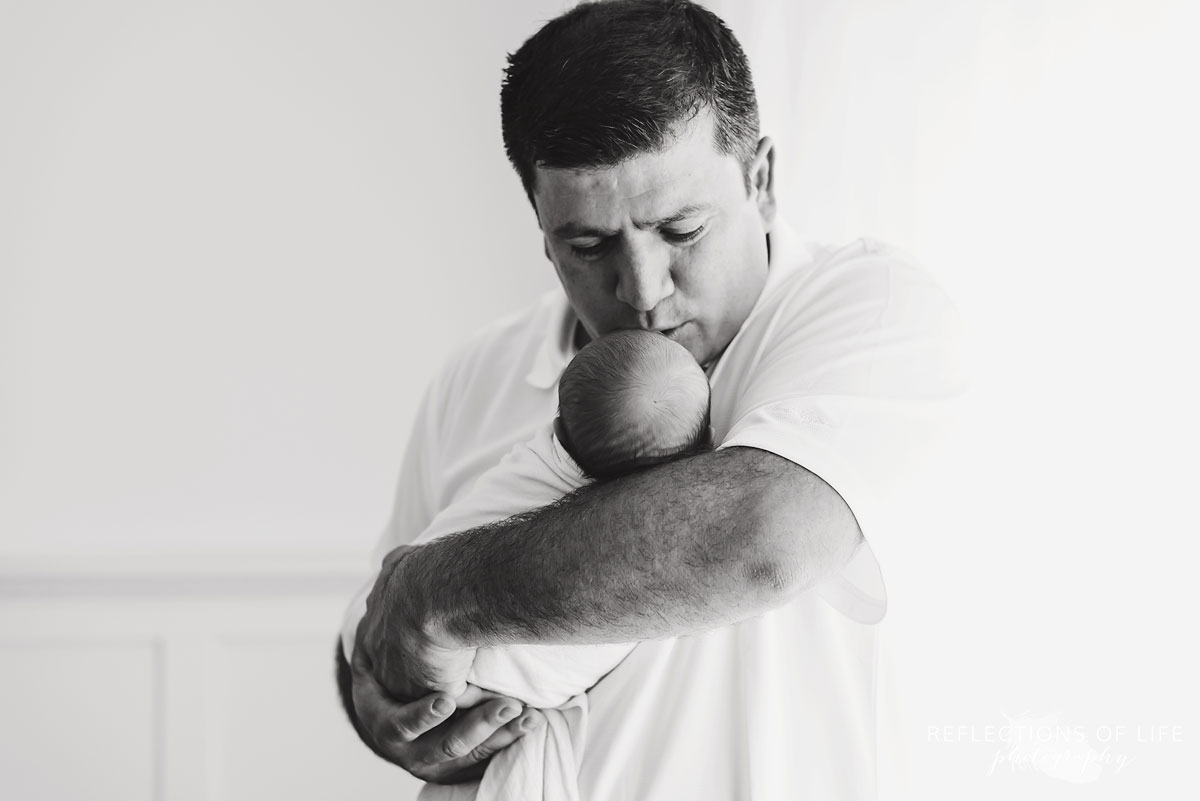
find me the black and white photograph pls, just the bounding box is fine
[1,1,1195,799]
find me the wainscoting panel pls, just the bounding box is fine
[0,555,422,801]
[0,639,158,801]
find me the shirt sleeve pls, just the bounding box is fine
[719,239,968,614]
[411,425,588,547]
[340,375,444,663]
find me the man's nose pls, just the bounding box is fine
[614,238,674,313]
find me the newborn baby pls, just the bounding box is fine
[412,328,711,801]
[556,328,713,480]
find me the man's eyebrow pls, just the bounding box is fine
[551,203,712,239]
[552,221,618,239]
[636,203,711,230]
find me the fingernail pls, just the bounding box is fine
[432,697,453,716]
[519,713,540,730]
[498,705,520,722]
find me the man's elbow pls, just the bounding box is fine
[740,464,863,600]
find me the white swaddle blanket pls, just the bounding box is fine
[413,423,633,801]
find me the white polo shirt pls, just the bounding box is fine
[343,221,965,800]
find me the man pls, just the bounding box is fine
[337,1,964,798]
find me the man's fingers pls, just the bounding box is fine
[418,698,524,765]
[454,684,505,709]
[349,664,534,783]
[393,693,458,743]
[351,664,455,745]
[418,708,546,784]
[467,708,547,763]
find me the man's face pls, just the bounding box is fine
[533,110,776,369]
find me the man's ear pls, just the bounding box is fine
[748,136,777,232]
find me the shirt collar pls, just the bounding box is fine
[757,219,809,300]
[525,290,578,389]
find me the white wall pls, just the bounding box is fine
[1,2,570,798]
[2,1,1197,799]
[0,0,568,558]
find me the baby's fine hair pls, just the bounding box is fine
[558,329,712,481]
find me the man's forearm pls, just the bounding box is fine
[404,446,863,649]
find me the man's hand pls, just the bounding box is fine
[344,543,550,782]
[346,644,545,783]
[358,545,474,699]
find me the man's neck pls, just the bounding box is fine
[572,320,591,354]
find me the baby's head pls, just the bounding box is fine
[557,329,713,481]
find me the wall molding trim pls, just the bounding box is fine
[0,552,372,597]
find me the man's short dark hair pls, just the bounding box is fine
[500,0,760,206]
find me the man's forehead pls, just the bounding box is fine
[533,109,741,232]
[537,165,709,230]
[536,168,738,238]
